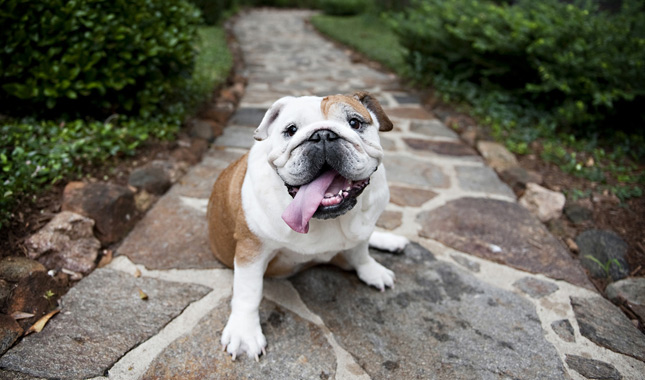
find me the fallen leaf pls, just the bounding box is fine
[25,309,60,335]
[138,288,148,300]
[97,249,113,268]
[10,311,35,320]
[133,268,142,278]
[62,268,83,281]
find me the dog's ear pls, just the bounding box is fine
[353,91,393,132]
[254,96,294,141]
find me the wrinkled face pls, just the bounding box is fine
[254,92,393,227]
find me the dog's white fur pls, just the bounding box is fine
[208,93,407,361]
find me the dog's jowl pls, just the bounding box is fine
[207,91,407,361]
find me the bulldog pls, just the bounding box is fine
[207,91,407,361]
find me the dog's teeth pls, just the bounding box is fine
[325,192,333,198]
[342,191,349,197]
[345,186,351,191]
[338,189,343,196]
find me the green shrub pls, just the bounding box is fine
[0,25,232,228]
[389,0,645,137]
[192,0,236,25]
[319,0,368,15]
[0,0,202,119]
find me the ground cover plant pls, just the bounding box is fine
[0,0,233,228]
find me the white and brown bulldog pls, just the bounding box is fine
[207,91,408,361]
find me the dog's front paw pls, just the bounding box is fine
[221,314,267,361]
[356,258,395,292]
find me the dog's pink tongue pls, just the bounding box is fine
[282,170,338,234]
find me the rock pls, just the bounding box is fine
[62,182,137,245]
[228,107,267,127]
[134,190,156,212]
[6,271,66,330]
[460,128,478,147]
[518,183,566,222]
[404,138,479,157]
[24,211,100,275]
[476,141,518,171]
[388,185,437,207]
[571,296,645,361]
[149,159,188,183]
[409,120,459,139]
[203,101,236,124]
[551,320,575,343]
[0,268,211,379]
[499,166,543,192]
[512,277,559,299]
[0,257,46,282]
[576,229,629,281]
[564,202,594,224]
[455,166,516,198]
[606,277,645,322]
[0,314,22,356]
[450,255,481,273]
[565,355,622,380]
[417,198,592,288]
[289,248,568,379]
[384,154,450,189]
[128,166,171,195]
[188,119,217,142]
[0,280,13,306]
[142,299,337,379]
[386,107,434,120]
[376,210,402,230]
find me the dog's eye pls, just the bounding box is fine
[348,118,362,130]
[284,124,298,137]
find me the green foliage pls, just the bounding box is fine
[0,25,232,228]
[311,14,406,72]
[191,0,237,25]
[0,0,202,119]
[319,0,369,15]
[389,0,645,138]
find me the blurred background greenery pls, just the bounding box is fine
[1,0,643,227]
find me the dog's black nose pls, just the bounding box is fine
[309,129,339,142]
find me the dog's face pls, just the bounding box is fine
[253,92,393,231]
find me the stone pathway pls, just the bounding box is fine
[2,9,645,380]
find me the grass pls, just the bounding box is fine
[311,14,644,203]
[0,25,232,228]
[310,14,406,74]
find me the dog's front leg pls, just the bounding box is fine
[221,246,270,361]
[341,241,395,292]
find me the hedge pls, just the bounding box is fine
[389,0,645,141]
[0,0,202,119]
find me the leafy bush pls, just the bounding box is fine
[389,0,645,138]
[0,25,232,228]
[319,0,369,15]
[192,0,236,25]
[0,0,202,119]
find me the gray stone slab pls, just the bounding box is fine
[551,319,576,343]
[384,154,450,189]
[0,269,210,379]
[228,107,268,127]
[142,298,336,379]
[571,296,645,361]
[513,277,559,299]
[117,191,223,270]
[417,198,593,288]
[456,165,515,198]
[214,126,255,149]
[410,120,459,139]
[566,354,623,380]
[290,246,567,380]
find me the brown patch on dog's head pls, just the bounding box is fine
[352,91,393,132]
[321,94,373,124]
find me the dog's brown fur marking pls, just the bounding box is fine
[321,94,373,123]
[207,153,262,268]
[353,91,393,132]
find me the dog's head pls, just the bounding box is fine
[253,92,393,233]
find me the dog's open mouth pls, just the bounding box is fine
[281,168,370,234]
